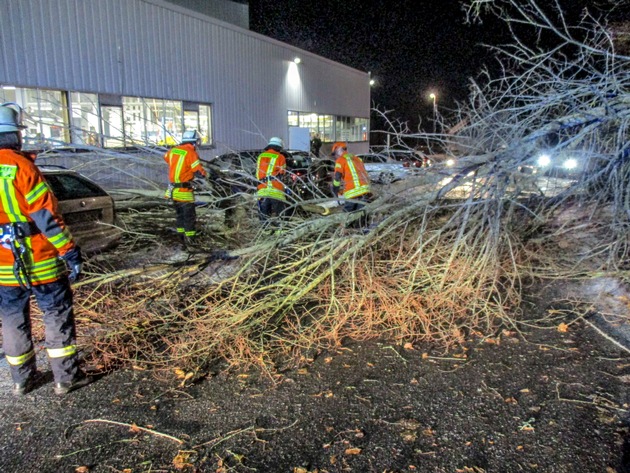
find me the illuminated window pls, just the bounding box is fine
[70,92,100,146]
[287,110,299,127]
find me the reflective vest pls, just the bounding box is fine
[256,149,286,201]
[0,149,75,286]
[163,143,206,202]
[334,152,370,199]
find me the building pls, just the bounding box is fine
[0,0,370,188]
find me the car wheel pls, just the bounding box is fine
[379,172,395,184]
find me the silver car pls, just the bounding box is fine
[356,153,411,184]
[41,167,122,253]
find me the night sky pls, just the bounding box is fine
[249,0,626,132]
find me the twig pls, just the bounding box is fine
[82,419,185,444]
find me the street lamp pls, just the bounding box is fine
[429,92,437,133]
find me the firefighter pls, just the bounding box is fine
[256,137,288,228]
[0,103,91,396]
[164,130,207,249]
[331,142,371,228]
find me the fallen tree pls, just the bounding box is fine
[65,0,630,376]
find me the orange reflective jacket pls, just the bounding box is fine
[0,149,76,286]
[163,143,206,202]
[256,148,286,201]
[333,152,370,199]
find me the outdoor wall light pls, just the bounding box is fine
[293,57,301,64]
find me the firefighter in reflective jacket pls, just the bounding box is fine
[0,103,91,396]
[331,142,371,228]
[256,137,288,227]
[164,130,207,247]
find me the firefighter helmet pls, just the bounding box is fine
[181,129,201,146]
[0,102,26,134]
[268,137,284,148]
[332,142,347,155]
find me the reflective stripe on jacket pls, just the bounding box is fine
[256,149,286,201]
[0,149,76,286]
[334,152,370,199]
[163,144,206,202]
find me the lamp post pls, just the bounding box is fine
[429,92,437,133]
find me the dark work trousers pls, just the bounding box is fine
[173,200,197,237]
[258,197,287,229]
[343,196,369,228]
[0,278,80,384]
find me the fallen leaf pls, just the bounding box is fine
[324,357,333,363]
[557,323,569,333]
[345,447,361,455]
[129,423,141,433]
[75,467,89,473]
[401,430,417,442]
[173,450,194,470]
[174,368,186,378]
[410,378,419,384]
[505,397,518,404]
[422,353,429,359]
[132,365,146,371]
[403,342,414,350]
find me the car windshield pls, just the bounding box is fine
[44,173,108,200]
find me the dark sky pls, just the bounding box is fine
[249,0,626,132]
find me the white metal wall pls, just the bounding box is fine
[0,0,370,155]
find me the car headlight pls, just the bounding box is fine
[537,154,551,167]
[563,158,578,170]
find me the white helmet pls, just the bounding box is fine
[268,137,284,148]
[0,102,26,134]
[181,129,201,145]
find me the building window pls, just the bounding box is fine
[335,116,369,142]
[318,115,334,142]
[70,92,100,146]
[183,102,213,145]
[288,111,366,143]
[287,110,299,127]
[0,86,68,148]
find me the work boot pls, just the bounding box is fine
[183,236,206,254]
[12,379,34,396]
[54,373,93,396]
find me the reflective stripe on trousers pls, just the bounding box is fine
[0,279,80,384]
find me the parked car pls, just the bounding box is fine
[356,153,411,184]
[40,166,123,254]
[381,149,427,169]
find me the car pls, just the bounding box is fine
[39,166,122,254]
[356,153,411,184]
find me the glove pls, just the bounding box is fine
[61,246,83,283]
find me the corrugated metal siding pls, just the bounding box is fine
[0,0,369,152]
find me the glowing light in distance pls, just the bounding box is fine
[537,154,551,167]
[563,158,578,170]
